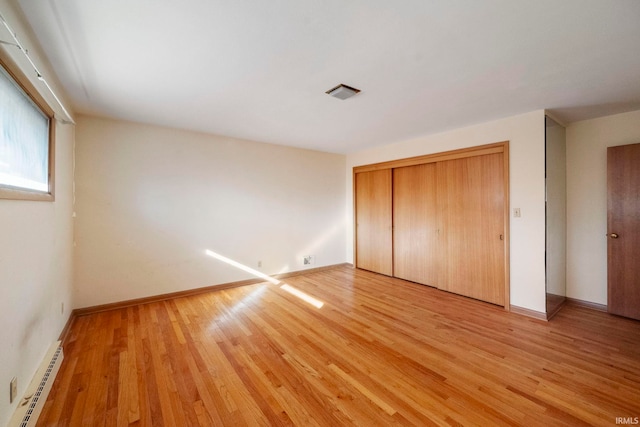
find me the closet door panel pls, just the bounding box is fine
[393,164,438,286]
[437,153,505,305]
[355,170,393,275]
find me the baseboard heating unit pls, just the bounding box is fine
[9,341,64,427]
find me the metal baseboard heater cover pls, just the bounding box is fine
[9,341,64,427]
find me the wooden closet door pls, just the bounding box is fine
[393,164,438,286]
[355,170,393,276]
[607,143,640,320]
[437,153,505,305]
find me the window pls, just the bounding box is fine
[0,54,55,201]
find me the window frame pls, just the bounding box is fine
[0,49,56,202]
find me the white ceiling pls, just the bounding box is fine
[13,0,640,154]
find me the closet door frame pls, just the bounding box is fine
[353,141,510,310]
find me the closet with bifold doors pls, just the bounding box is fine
[354,142,509,307]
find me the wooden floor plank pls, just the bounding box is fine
[39,266,640,426]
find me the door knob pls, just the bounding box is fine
[609,233,619,239]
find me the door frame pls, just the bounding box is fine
[353,141,510,309]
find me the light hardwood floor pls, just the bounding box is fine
[39,266,640,426]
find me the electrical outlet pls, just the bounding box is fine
[258,261,262,268]
[303,255,313,265]
[513,208,521,218]
[10,377,17,403]
[61,302,64,314]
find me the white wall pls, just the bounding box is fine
[0,3,75,425]
[0,123,74,424]
[346,110,547,313]
[74,116,346,308]
[566,110,640,305]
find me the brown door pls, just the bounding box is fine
[393,164,438,286]
[355,170,393,276]
[607,143,640,320]
[437,153,506,305]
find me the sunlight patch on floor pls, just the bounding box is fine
[205,249,324,308]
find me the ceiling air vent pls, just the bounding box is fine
[326,84,361,100]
